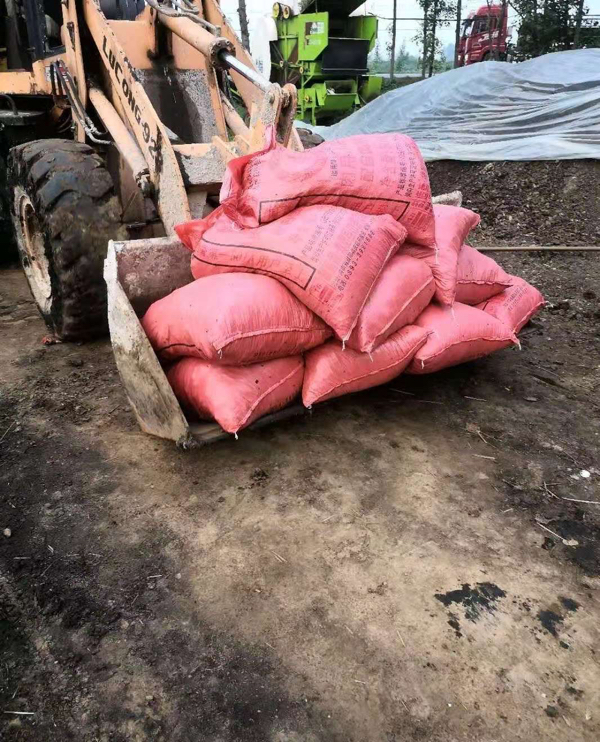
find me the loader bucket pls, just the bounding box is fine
[104,238,303,446]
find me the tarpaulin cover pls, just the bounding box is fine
[307,50,600,161]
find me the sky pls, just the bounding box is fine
[220,0,600,55]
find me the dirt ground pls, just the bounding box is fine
[427,159,600,246]
[1,163,600,741]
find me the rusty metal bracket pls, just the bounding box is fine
[276,83,298,146]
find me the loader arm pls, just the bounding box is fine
[83,0,191,231]
[80,0,299,233]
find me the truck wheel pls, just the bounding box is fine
[8,139,124,341]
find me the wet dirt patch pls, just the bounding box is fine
[537,609,565,637]
[435,582,507,621]
[0,398,336,741]
[536,595,581,639]
[560,597,579,612]
[435,582,506,637]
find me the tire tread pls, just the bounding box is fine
[8,139,124,340]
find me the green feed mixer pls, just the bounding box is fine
[252,1,382,125]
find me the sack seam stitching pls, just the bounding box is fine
[308,338,427,403]
[362,276,435,350]
[236,363,303,431]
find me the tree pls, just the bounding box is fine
[389,0,398,80]
[415,0,456,77]
[511,0,597,57]
[237,0,250,50]
[485,0,508,60]
[371,40,383,70]
[394,41,414,72]
[574,0,585,46]
[427,0,438,76]
[369,40,395,74]
[419,0,431,76]
[454,0,462,66]
[496,0,508,60]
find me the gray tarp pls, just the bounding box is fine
[308,49,600,160]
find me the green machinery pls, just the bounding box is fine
[270,1,382,125]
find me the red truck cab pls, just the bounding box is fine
[457,5,511,66]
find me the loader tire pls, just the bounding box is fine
[0,152,15,265]
[8,139,124,341]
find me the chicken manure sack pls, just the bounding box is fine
[176,205,407,342]
[407,302,517,374]
[402,205,480,306]
[346,255,435,353]
[142,273,331,365]
[219,129,435,246]
[167,356,304,435]
[303,325,428,406]
[455,245,512,305]
[478,277,545,334]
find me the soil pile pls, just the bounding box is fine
[427,159,600,246]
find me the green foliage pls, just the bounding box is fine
[368,42,386,72]
[381,76,423,93]
[512,0,600,56]
[580,20,600,47]
[372,40,383,67]
[368,40,420,74]
[414,0,457,75]
[394,41,419,72]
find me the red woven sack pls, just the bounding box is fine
[142,274,330,365]
[455,245,512,304]
[346,255,434,353]
[167,356,303,435]
[406,302,516,374]
[303,325,428,406]
[176,205,406,342]
[478,277,545,334]
[402,205,480,306]
[219,129,435,246]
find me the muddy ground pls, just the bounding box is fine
[1,164,600,741]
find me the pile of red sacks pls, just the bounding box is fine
[142,131,544,435]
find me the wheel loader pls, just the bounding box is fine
[0,0,307,445]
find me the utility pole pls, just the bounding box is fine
[486,0,496,60]
[238,0,250,51]
[390,0,397,80]
[454,0,462,67]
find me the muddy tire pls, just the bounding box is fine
[8,139,124,341]
[0,151,15,264]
